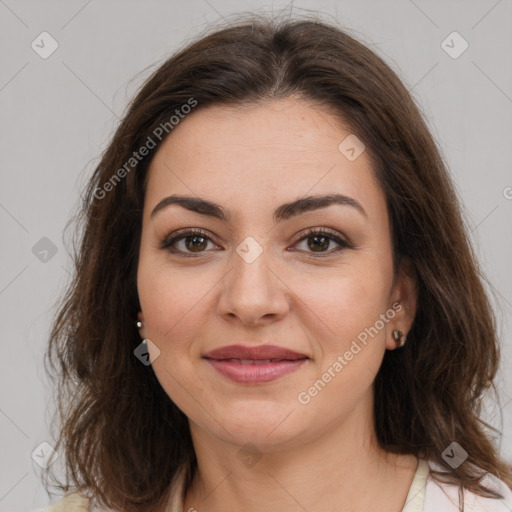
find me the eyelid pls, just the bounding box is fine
[157,227,221,252]
[293,226,353,247]
[158,226,354,256]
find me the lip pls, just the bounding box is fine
[203,344,307,360]
[203,344,309,384]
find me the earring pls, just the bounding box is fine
[393,329,406,348]
[136,320,146,343]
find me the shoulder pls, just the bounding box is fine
[424,459,512,511]
[40,491,90,512]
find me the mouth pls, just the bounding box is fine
[203,344,308,361]
[203,344,309,384]
[213,358,303,365]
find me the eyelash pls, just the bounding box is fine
[158,227,354,258]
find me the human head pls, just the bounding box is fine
[44,12,511,511]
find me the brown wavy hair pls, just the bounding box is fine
[42,11,512,511]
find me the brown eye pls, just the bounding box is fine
[306,234,330,252]
[159,227,353,258]
[292,228,352,256]
[159,229,219,256]
[183,234,208,252]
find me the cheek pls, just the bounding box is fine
[292,271,390,418]
[137,256,214,342]
[137,259,209,413]
[288,262,391,343]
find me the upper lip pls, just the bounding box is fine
[203,344,308,361]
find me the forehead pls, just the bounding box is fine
[144,97,386,224]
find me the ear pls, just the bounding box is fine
[385,258,417,351]
[137,310,148,340]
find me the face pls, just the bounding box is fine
[136,97,416,452]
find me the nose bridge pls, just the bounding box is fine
[218,235,289,323]
[234,236,272,287]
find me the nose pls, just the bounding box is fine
[217,241,291,327]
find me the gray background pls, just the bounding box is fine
[1,1,511,510]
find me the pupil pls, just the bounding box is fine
[187,236,206,251]
[308,235,328,251]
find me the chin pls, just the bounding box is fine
[207,399,309,450]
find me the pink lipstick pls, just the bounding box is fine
[203,344,308,384]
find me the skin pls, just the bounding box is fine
[136,96,418,512]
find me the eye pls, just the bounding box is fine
[290,227,353,256]
[158,227,353,257]
[158,228,220,257]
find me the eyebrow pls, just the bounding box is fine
[150,193,367,222]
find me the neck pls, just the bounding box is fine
[180,397,418,512]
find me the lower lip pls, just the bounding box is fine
[205,359,307,384]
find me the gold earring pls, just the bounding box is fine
[393,329,406,348]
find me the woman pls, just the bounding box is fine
[40,13,512,512]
